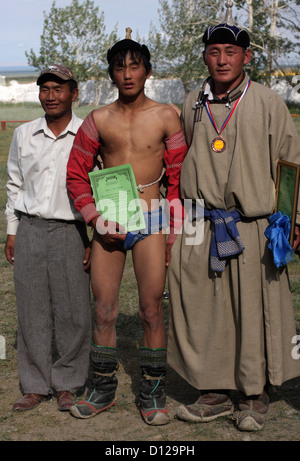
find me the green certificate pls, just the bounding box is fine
[88,164,146,232]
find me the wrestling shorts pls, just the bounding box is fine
[119,208,168,251]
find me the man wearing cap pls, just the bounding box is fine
[66,30,187,425]
[4,65,91,412]
[167,9,300,431]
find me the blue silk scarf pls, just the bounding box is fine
[264,211,294,268]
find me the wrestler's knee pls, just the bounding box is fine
[94,300,118,329]
[139,302,163,331]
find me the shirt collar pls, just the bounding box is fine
[33,112,81,138]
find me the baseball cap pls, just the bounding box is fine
[37,65,78,86]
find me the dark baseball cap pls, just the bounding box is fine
[37,65,78,86]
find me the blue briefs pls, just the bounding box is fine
[119,208,168,251]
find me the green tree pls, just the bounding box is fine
[235,0,300,85]
[147,0,225,93]
[146,0,299,90]
[25,0,118,82]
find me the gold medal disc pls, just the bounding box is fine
[211,136,226,153]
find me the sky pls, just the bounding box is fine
[0,0,161,67]
[0,0,298,68]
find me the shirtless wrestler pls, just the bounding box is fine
[66,30,188,425]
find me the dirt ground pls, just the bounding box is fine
[1,325,300,444]
[0,250,299,445]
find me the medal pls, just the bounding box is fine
[205,78,251,153]
[211,136,226,153]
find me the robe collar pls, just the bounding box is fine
[203,72,249,106]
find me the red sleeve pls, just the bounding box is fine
[164,129,188,244]
[67,111,101,224]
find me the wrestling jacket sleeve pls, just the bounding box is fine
[67,111,101,224]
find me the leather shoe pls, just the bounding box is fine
[13,393,48,411]
[57,391,75,411]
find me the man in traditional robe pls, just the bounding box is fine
[167,17,300,431]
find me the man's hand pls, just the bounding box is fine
[165,243,172,267]
[168,102,182,117]
[293,224,300,254]
[83,242,92,272]
[4,234,15,265]
[92,216,127,245]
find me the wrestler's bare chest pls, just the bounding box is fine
[96,109,165,167]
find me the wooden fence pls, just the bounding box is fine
[1,120,31,131]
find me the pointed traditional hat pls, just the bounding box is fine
[107,28,151,63]
[203,1,250,49]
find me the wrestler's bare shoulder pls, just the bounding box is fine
[142,99,181,133]
[149,100,182,135]
[92,102,118,120]
[92,99,178,117]
[147,99,179,117]
[91,99,180,136]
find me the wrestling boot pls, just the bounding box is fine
[70,344,118,419]
[139,347,170,426]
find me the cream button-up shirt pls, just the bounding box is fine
[5,113,83,235]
